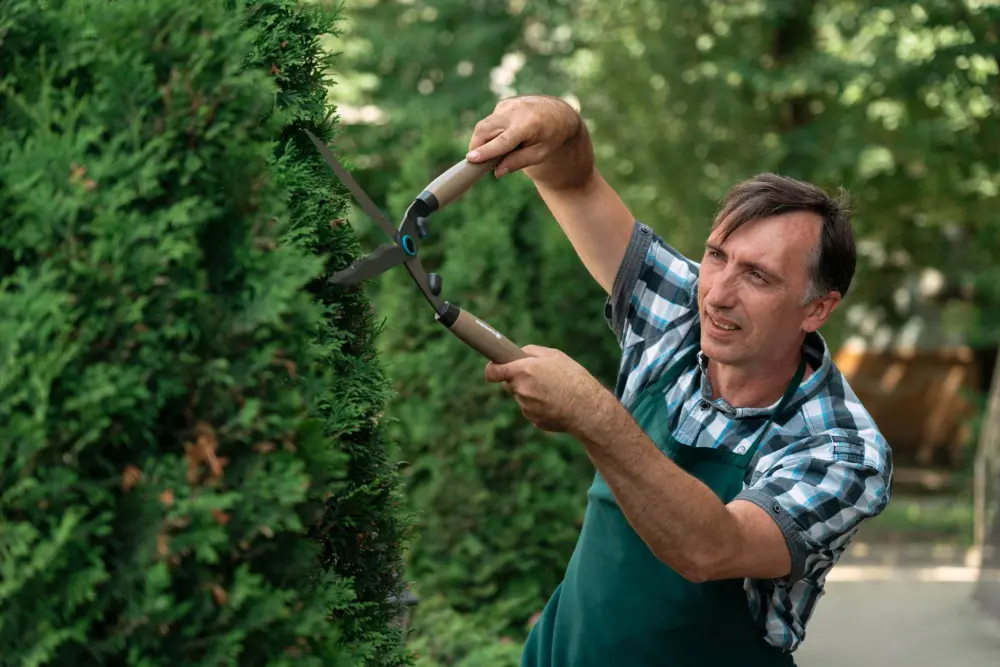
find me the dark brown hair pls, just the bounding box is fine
[711,173,856,301]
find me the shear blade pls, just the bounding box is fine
[304,128,398,240]
[331,243,409,284]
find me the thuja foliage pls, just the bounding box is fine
[239,1,412,664]
[0,0,409,665]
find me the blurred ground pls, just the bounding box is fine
[794,540,1000,667]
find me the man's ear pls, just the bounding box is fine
[802,291,841,333]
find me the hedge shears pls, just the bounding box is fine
[304,129,527,364]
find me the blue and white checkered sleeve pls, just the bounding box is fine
[603,220,701,351]
[735,429,893,583]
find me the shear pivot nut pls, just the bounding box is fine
[400,234,417,256]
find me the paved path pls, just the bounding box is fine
[794,547,1000,667]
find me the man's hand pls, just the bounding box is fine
[467,95,592,189]
[484,345,608,434]
[467,96,632,295]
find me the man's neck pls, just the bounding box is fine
[706,351,809,409]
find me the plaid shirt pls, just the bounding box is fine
[602,220,893,652]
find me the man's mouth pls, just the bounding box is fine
[708,315,741,332]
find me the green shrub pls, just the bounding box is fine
[239,1,412,664]
[0,0,408,664]
[405,595,524,667]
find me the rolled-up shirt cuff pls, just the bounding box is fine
[734,488,809,583]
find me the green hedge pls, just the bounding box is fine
[0,0,409,664]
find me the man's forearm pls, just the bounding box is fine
[571,389,753,582]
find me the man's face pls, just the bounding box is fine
[697,211,839,370]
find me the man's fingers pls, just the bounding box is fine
[485,357,537,387]
[468,124,504,152]
[469,106,514,151]
[485,359,522,383]
[484,361,507,383]
[467,127,525,164]
[494,144,548,178]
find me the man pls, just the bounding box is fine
[469,95,893,666]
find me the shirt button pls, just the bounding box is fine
[735,445,746,453]
[700,401,710,410]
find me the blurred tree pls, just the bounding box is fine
[568,0,999,348]
[327,0,622,663]
[327,0,580,216]
[820,0,1000,348]
[373,129,610,666]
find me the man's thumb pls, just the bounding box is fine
[494,144,547,178]
[484,361,507,383]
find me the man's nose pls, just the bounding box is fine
[706,272,739,308]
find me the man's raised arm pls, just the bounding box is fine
[466,95,635,296]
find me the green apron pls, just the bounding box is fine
[522,342,805,667]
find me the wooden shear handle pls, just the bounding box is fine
[435,303,526,364]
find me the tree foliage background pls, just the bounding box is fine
[324,3,621,664]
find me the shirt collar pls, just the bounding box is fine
[696,331,831,419]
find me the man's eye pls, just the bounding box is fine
[749,271,766,282]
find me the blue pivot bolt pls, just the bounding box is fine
[400,234,417,256]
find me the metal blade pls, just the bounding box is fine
[304,128,398,239]
[331,243,408,284]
